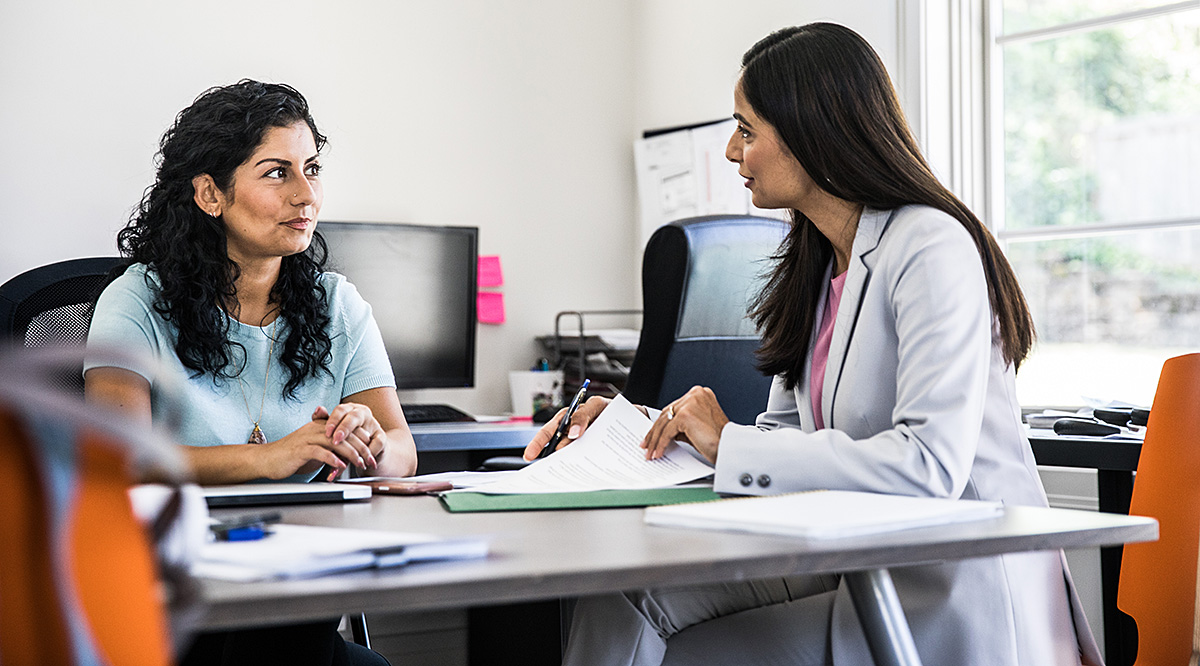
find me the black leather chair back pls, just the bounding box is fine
[624,215,788,424]
[0,257,125,392]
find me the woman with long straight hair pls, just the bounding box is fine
[526,23,1100,665]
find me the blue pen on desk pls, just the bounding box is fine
[538,379,589,459]
[211,511,281,542]
[223,525,270,541]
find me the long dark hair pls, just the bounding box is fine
[117,79,333,398]
[743,23,1034,389]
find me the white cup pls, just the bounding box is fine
[509,370,564,417]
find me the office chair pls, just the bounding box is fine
[0,256,124,393]
[481,214,787,473]
[1116,352,1200,665]
[1193,547,1200,666]
[0,347,192,665]
[623,214,788,425]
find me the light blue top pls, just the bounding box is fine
[85,264,395,480]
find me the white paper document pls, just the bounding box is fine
[467,394,714,495]
[194,524,488,581]
[645,490,1003,540]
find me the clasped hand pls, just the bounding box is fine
[521,386,730,463]
[259,403,387,481]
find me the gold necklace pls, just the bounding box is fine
[237,317,277,444]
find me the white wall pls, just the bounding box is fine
[0,0,640,415]
[634,0,899,133]
[0,0,900,416]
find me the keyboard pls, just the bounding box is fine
[402,403,476,424]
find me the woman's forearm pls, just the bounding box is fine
[180,443,270,484]
[373,427,418,478]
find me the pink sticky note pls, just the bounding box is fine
[477,291,506,324]
[478,255,503,288]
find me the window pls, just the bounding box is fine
[989,0,1200,406]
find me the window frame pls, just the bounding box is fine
[986,0,1200,245]
[902,0,1200,407]
[901,0,1200,233]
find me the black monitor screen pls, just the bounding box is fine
[317,221,478,390]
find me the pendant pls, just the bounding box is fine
[248,424,266,445]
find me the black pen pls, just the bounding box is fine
[539,379,590,459]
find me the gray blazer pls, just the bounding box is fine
[714,206,1102,665]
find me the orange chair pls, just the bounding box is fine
[1192,538,1200,666]
[1118,353,1200,665]
[0,348,191,665]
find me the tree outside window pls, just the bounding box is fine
[994,0,1200,406]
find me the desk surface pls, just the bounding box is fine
[1026,429,1142,471]
[414,423,1146,471]
[197,495,1156,631]
[410,422,541,453]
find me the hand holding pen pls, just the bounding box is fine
[536,379,590,459]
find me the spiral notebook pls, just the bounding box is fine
[195,523,488,581]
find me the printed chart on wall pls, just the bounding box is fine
[633,118,787,249]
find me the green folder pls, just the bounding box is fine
[438,486,720,513]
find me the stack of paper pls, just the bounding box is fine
[644,491,1003,539]
[466,394,714,495]
[194,524,487,581]
[438,395,718,512]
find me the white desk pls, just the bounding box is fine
[198,495,1156,665]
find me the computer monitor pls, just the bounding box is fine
[316,221,478,390]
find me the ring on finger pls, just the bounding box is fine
[666,405,675,420]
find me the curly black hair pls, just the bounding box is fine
[117,79,333,399]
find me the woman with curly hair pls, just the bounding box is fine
[85,79,416,483]
[85,80,410,665]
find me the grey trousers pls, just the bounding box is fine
[562,574,840,666]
